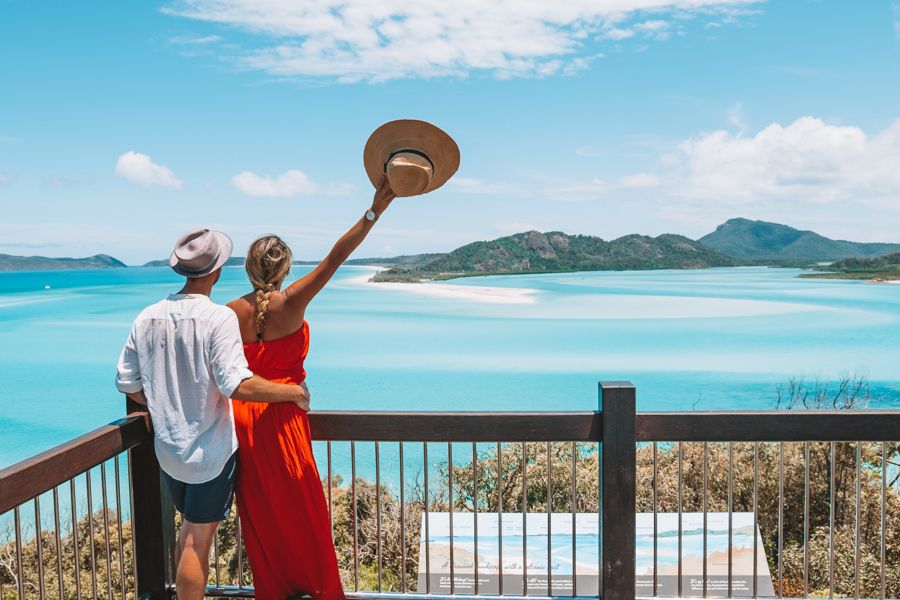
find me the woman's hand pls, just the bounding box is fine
[371,175,397,215]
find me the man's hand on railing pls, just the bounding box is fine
[126,390,148,406]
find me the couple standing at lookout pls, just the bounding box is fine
[114,121,460,600]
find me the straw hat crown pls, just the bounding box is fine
[364,120,460,197]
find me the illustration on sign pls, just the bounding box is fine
[418,512,775,596]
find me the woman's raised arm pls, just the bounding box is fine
[284,175,396,310]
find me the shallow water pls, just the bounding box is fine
[1,264,899,469]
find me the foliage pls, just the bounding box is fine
[1,508,134,600]
[374,230,739,281]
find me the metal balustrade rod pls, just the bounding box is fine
[473,442,479,596]
[400,442,406,594]
[70,478,82,600]
[424,442,430,595]
[213,529,220,587]
[677,442,683,599]
[855,442,861,600]
[522,442,528,596]
[497,442,503,597]
[15,505,24,600]
[572,442,577,598]
[236,515,244,588]
[703,442,708,599]
[102,462,114,599]
[829,442,835,600]
[777,443,784,599]
[449,442,455,595]
[753,443,758,599]
[53,486,64,600]
[376,441,383,593]
[114,456,126,599]
[35,495,46,600]
[728,443,733,599]
[881,441,887,600]
[86,469,98,599]
[652,442,657,599]
[352,441,359,592]
[803,442,809,599]
[547,442,552,597]
[328,442,333,537]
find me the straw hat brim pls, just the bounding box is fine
[364,120,460,196]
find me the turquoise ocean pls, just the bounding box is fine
[2,264,900,471]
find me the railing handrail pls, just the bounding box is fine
[0,412,150,514]
[636,409,900,441]
[308,410,601,441]
[4,406,897,513]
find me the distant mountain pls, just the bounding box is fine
[0,253,126,271]
[699,218,900,263]
[143,256,246,268]
[373,230,739,282]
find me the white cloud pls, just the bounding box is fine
[541,177,608,200]
[667,117,900,205]
[0,172,12,183]
[231,168,351,198]
[450,177,519,195]
[169,33,222,45]
[163,0,761,82]
[617,172,663,189]
[727,102,747,132]
[115,151,183,189]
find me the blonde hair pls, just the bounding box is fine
[245,235,293,341]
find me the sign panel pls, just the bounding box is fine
[418,512,775,596]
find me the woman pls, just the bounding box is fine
[227,176,396,600]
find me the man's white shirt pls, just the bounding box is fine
[116,294,252,483]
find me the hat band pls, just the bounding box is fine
[384,148,435,172]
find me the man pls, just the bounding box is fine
[116,228,309,600]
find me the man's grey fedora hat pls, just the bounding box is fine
[169,228,233,278]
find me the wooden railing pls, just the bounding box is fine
[1,382,898,600]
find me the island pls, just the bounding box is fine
[371,230,740,282]
[143,256,247,268]
[0,253,126,272]
[799,253,900,281]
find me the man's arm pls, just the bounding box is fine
[231,377,310,411]
[115,324,144,395]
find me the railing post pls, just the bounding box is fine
[127,400,176,599]
[600,381,636,600]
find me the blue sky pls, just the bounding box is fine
[1,0,899,264]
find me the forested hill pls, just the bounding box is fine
[699,218,900,263]
[373,230,739,282]
[0,253,126,271]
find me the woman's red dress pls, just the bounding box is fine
[232,322,345,600]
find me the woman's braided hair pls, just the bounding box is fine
[245,235,293,341]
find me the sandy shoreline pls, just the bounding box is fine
[345,266,539,304]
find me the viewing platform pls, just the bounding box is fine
[1,382,898,600]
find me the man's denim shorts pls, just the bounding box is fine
[162,452,238,524]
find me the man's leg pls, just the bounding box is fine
[175,519,218,600]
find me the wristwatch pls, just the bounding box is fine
[365,209,377,222]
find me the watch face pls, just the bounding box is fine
[366,210,376,221]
